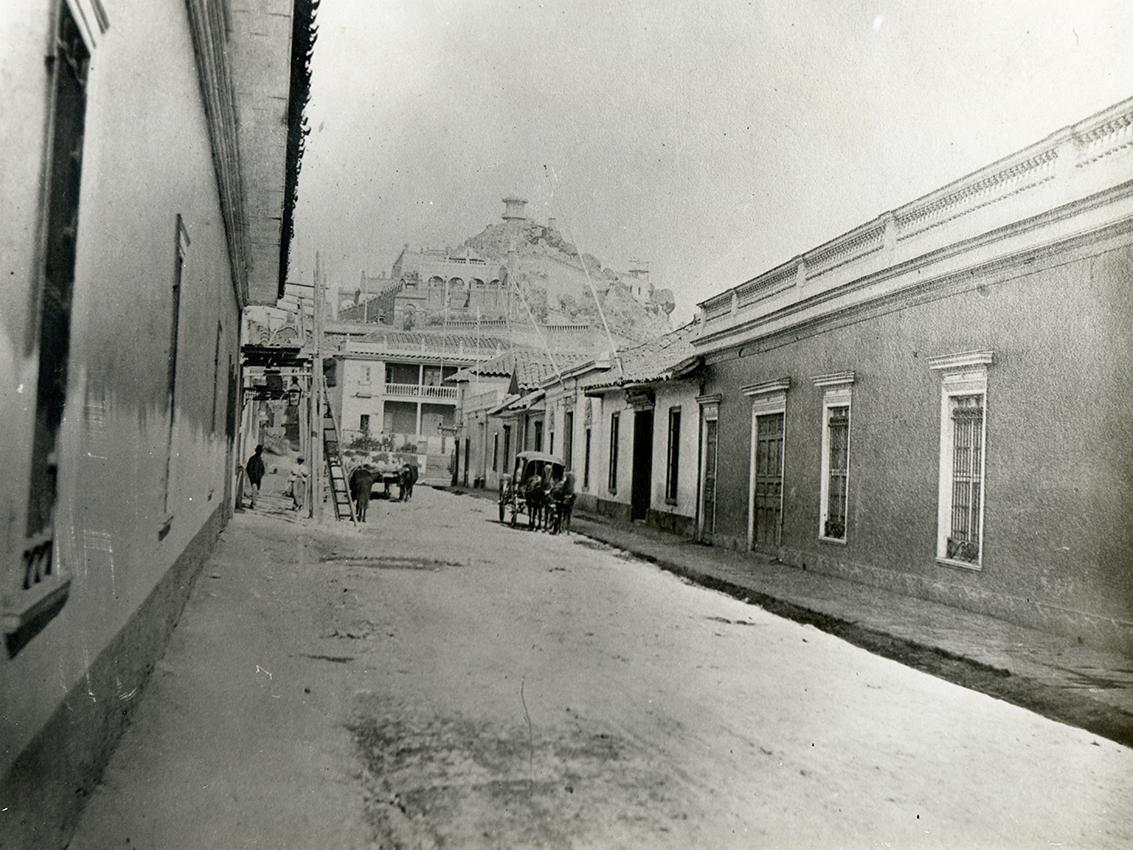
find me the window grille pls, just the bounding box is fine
[584,428,592,489]
[563,411,574,470]
[608,413,619,493]
[665,407,681,503]
[824,406,849,539]
[947,394,984,563]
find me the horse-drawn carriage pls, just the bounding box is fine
[498,451,566,527]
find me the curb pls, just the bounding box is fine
[446,485,1133,748]
[571,520,1133,750]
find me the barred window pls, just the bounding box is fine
[584,427,592,490]
[946,394,984,564]
[822,405,850,540]
[608,413,620,494]
[931,351,992,569]
[665,407,681,503]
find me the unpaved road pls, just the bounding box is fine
[71,484,1133,849]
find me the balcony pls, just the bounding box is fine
[384,382,459,402]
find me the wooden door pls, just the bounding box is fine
[701,418,718,538]
[753,412,784,547]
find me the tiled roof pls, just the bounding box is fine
[584,319,701,389]
[349,329,512,357]
[456,347,591,389]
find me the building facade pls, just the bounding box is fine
[689,97,1133,652]
[0,1,313,844]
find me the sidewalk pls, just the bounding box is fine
[446,485,1133,748]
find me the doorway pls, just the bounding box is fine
[631,408,654,521]
[700,416,718,540]
[752,412,785,548]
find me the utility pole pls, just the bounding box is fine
[312,253,325,522]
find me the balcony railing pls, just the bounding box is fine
[695,96,1133,346]
[384,382,458,401]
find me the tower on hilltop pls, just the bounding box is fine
[502,195,528,221]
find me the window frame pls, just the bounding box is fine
[664,405,681,504]
[812,372,854,544]
[608,411,620,494]
[930,351,993,570]
[583,426,592,490]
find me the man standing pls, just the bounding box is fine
[349,463,375,522]
[245,444,266,509]
[405,462,418,501]
[289,456,308,511]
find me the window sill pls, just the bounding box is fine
[936,556,982,572]
[664,497,678,506]
[4,577,71,657]
[818,535,847,546]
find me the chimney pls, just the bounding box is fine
[502,195,528,221]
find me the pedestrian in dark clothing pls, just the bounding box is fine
[245,445,266,508]
[525,468,544,530]
[405,463,418,501]
[557,471,576,533]
[349,464,375,522]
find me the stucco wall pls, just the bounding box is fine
[701,240,1133,648]
[649,383,699,524]
[2,0,242,780]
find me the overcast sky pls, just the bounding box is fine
[291,0,1133,321]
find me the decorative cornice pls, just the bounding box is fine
[741,377,791,397]
[695,184,1133,354]
[928,350,994,372]
[810,371,855,388]
[184,0,249,307]
[696,95,1133,353]
[696,393,722,405]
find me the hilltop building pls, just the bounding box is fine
[344,197,676,341]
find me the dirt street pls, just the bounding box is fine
[71,485,1133,848]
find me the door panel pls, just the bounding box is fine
[702,418,718,538]
[753,413,784,547]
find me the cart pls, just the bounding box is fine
[498,450,565,527]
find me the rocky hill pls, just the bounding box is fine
[461,219,673,343]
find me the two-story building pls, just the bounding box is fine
[325,330,511,479]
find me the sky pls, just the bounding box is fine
[291,0,1133,322]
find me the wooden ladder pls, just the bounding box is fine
[321,376,356,524]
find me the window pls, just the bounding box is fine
[608,412,620,493]
[492,432,499,471]
[813,373,854,542]
[584,427,592,489]
[503,425,511,470]
[533,420,543,451]
[549,426,554,454]
[665,406,681,503]
[163,217,189,518]
[563,411,574,470]
[210,323,223,434]
[6,5,89,646]
[930,351,992,569]
[360,414,370,432]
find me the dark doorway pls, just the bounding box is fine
[701,416,718,541]
[752,412,785,548]
[463,437,470,486]
[631,409,654,521]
